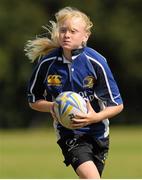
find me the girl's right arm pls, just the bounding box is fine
[29,100,54,113]
[27,59,53,112]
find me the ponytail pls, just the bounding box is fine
[24,21,59,62]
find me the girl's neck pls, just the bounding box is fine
[63,50,72,61]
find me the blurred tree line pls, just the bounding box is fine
[0,0,141,128]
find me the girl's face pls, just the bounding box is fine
[58,17,89,51]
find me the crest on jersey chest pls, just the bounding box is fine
[83,76,96,88]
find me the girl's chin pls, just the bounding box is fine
[62,46,73,51]
[62,45,80,51]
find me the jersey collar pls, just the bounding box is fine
[57,47,84,63]
[71,48,84,56]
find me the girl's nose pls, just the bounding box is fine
[64,31,70,38]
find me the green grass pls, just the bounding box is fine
[103,126,142,179]
[0,126,142,178]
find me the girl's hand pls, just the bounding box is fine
[50,102,58,121]
[71,100,99,129]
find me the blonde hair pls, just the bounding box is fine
[24,7,93,62]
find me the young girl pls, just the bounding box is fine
[25,7,123,179]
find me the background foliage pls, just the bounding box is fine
[0,0,142,128]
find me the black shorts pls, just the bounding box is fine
[57,134,109,176]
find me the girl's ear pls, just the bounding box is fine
[83,33,89,44]
[82,41,86,47]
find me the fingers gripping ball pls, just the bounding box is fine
[54,91,87,129]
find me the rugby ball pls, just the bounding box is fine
[54,91,87,129]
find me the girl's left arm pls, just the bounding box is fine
[71,101,124,128]
[87,101,124,123]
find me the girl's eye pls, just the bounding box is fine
[71,30,76,33]
[60,28,67,33]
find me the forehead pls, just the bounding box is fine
[59,17,86,30]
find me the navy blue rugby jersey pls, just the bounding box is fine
[27,47,123,140]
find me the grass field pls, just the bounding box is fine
[0,126,142,179]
